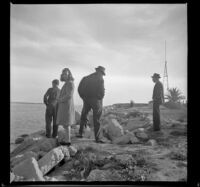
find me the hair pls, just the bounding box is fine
[52,79,59,85]
[62,68,74,81]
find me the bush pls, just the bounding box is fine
[163,101,182,109]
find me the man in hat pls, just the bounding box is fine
[77,66,106,143]
[151,73,164,131]
[43,79,60,138]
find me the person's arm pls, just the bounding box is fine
[97,78,105,100]
[58,82,74,103]
[155,83,164,104]
[43,88,50,105]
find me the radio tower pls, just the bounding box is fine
[163,40,169,94]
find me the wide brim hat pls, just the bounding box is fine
[151,73,161,78]
[95,66,106,75]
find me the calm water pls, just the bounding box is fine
[10,103,82,143]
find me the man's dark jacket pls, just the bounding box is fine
[78,72,105,100]
[152,81,164,104]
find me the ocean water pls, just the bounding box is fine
[10,103,82,144]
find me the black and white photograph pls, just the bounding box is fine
[10,3,187,182]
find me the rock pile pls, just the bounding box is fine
[10,130,78,182]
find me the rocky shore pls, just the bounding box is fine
[10,103,187,182]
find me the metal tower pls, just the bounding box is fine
[163,41,169,94]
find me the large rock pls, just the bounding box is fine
[123,117,146,131]
[102,117,124,141]
[135,131,149,141]
[33,138,57,152]
[112,131,139,144]
[11,151,39,168]
[37,146,65,175]
[22,138,57,154]
[13,157,44,181]
[15,137,25,144]
[67,145,77,157]
[11,135,45,157]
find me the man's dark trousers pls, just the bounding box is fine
[153,101,161,131]
[79,98,102,141]
[45,104,58,138]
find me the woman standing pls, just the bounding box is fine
[56,68,75,146]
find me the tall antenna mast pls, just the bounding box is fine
[163,40,169,93]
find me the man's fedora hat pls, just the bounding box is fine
[151,73,161,79]
[95,66,106,75]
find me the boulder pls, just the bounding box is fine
[67,145,77,157]
[38,146,65,175]
[22,138,57,155]
[20,134,29,138]
[13,157,45,181]
[15,137,25,144]
[11,135,45,157]
[112,131,139,144]
[126,110,142,118]
[11,151,39,168]
[123,118,146,131]
[135,131,149,141]
[34,138,57,152]
[59,146,70,158]
[102,117,124,142]
[38,151,47,158]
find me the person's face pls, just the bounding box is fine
[152,77,158,83]
[60,71,69,82]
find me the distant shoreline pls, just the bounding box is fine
[11,101,149,107]
[11,102,43,105]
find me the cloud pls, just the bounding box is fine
[11,4,187,104]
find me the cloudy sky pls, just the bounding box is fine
[11,4,187,106]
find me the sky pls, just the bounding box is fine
[10,4,187,106]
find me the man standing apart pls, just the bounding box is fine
[77,66,106,143]
[151,73,164,131]
[43,79,60,138]
[56,68,75,146]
